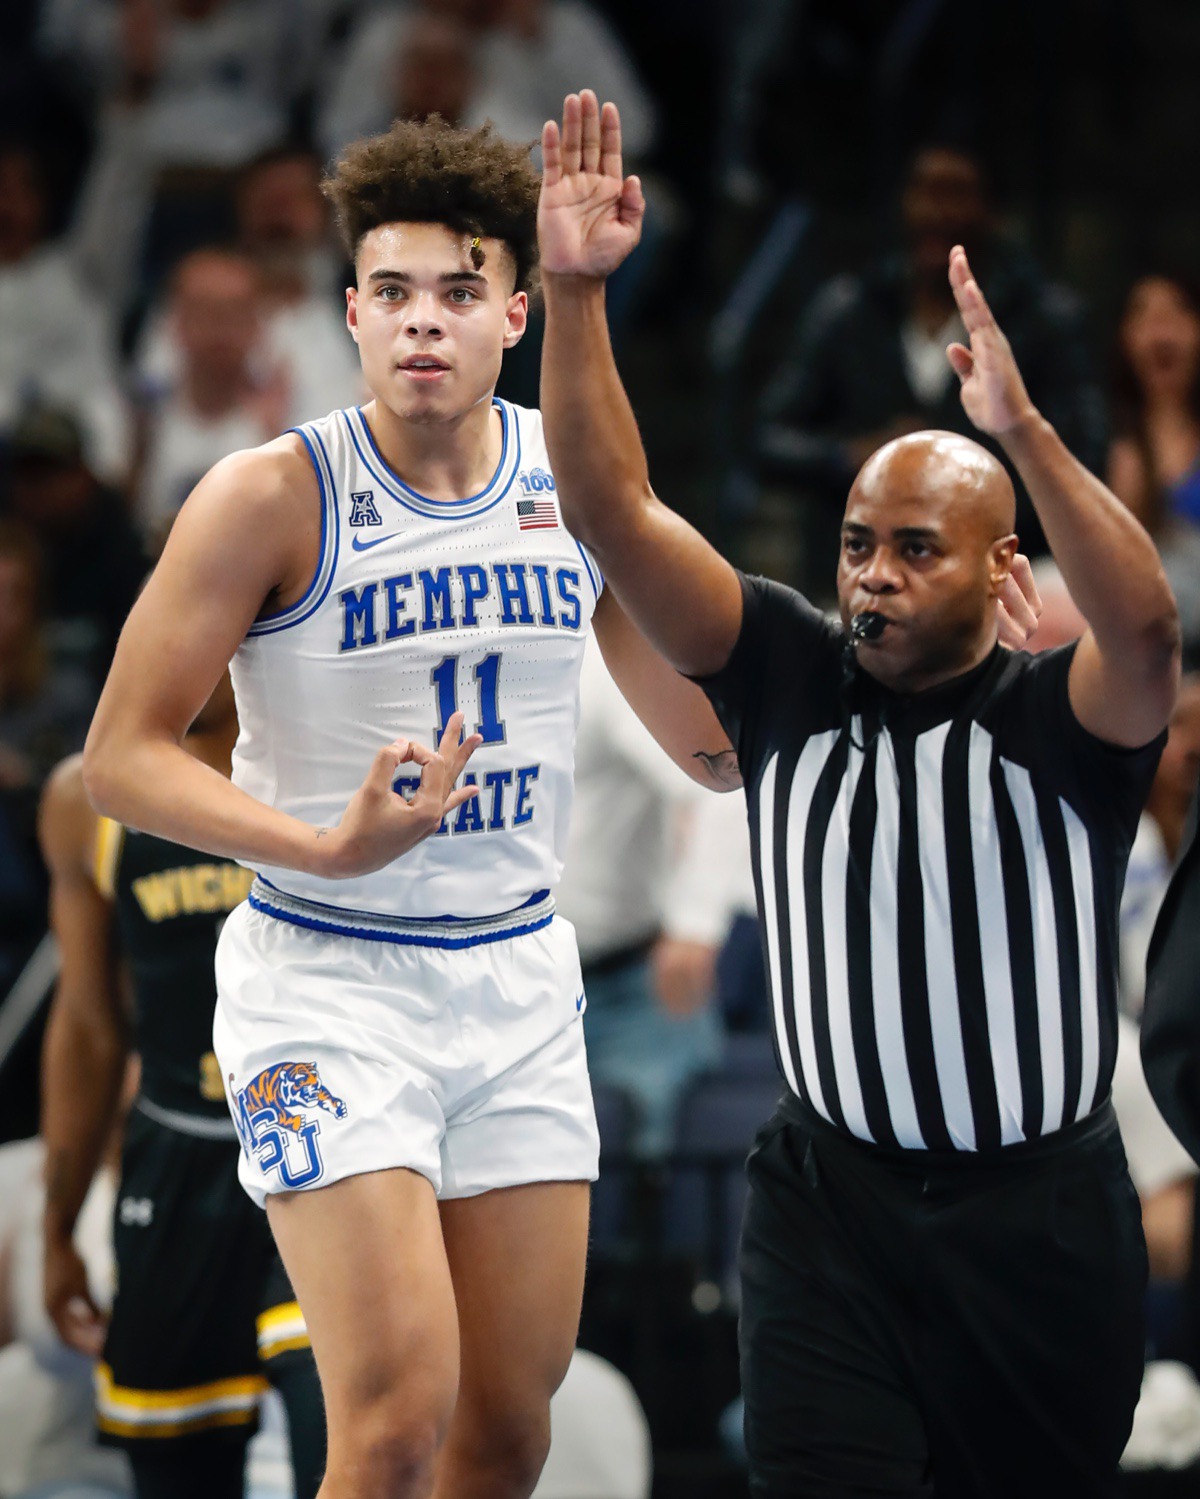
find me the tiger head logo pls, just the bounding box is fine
[234,1061,348,1139]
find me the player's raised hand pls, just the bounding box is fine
[316,714,483,877]
[946,246,1039,436]
[539,89,645,279]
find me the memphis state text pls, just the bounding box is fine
[338,559,588,838]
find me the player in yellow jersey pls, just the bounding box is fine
[42,677,325,1499]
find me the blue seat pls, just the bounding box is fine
[590,1081,636,1255]
[718,1031,779,1082]
[715,913,769,1032]
[661,1075,783,1286]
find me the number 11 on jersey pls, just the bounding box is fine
[432,654,506,745]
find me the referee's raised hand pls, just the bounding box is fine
[946,245,1039,436]
[539,89,646,280]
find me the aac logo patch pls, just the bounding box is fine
[349,490,382,526]
[232,1061,347,1189]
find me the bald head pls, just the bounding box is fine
[853,431,1015,544]
[837,431,1020,693]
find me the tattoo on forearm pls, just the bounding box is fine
[692,748,742,789]
[315,828,330,839]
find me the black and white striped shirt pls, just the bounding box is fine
[700,575,1164,1153]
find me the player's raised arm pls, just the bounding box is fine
[946,246,1180,746]
[83,443,481,878]
[539,91,743,678]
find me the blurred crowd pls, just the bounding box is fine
[4,0,1200,1491]
[0,0,665,997]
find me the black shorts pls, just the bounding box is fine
[740,1098,1147,1499]
[98,1107,310,1449]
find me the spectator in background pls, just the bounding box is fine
[235,147,344,309]
[233,147,364,419]
[39,0,306,174]
[1109,273,1200,657]
[135,148,363,426]
[0,142,131,487]
[652,787,761,1034]
[757,146,1105,588]
[134,249,282,549]
[40,0,334,319]
[319,0,655,171]
[0,520,96,997]
[0,523,95,794]
[4,405,147,684]
[478,0,654,155]
[390,8,480,127]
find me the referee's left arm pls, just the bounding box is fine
[946,246,1180,748]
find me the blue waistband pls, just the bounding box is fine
[248,879,555,950]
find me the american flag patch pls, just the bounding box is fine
[517,497,558,531]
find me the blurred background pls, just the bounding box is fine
[5,0,1200,1494]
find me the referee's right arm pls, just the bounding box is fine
[537,90,743,680]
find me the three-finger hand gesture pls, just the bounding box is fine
[539,89,645,279]
[996,553,1043,649]
[317,713,483,878]
[946,246,1038,436]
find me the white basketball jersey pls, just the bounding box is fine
[229,400,601,919]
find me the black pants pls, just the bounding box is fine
[740,1099,1147,1498]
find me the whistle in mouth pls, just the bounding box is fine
[850,612,887,643]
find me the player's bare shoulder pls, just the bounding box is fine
[195,432,316,514]
[160,432,323,621]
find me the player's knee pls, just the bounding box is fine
[330,1416,444,1497]
[328,1383,453,1498]
[458,1404,552,1495]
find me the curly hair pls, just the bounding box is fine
[322,117,541,293]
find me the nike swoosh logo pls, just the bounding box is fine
[576,994,586,1012]
[351,532,397,552]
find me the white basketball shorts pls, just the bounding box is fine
[213,883,599,1209]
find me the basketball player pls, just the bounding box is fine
[41,675,324,1499]
[80,114,731,1499]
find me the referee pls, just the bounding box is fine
[537,92,1182,1497]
